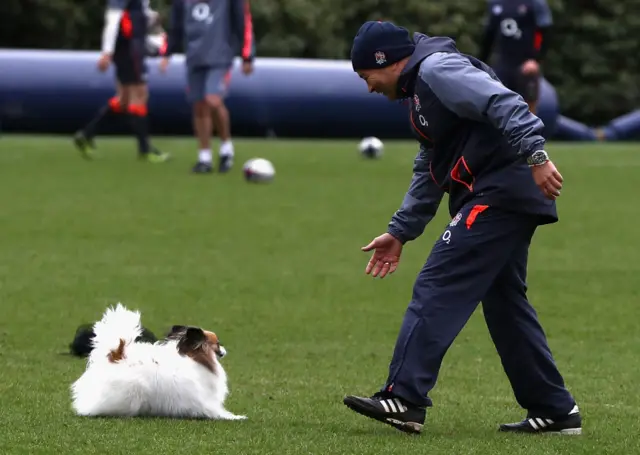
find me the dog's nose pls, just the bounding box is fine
[218,346,227,358]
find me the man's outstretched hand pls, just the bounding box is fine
[362,233,403,278]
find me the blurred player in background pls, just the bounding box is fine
[478,0,553,114]
[74,0,169,163]
[160,0,255,174]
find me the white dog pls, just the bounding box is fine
[70,303,246,420]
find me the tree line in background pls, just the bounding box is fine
[1,0,638,125]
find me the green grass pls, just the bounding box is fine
[0,136,638,454]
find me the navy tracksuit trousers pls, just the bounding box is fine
[383,203,575,419]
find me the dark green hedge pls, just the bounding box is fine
[1,0,637,125]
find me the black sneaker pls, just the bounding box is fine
[73,131,96,160]
[343,393,425,434]
[218,154,233,173]
[499,405,582,435]
[192,161,213,174]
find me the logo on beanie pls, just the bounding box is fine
[374,51,386,65]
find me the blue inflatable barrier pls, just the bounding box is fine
[600,109,640,140]
[535,77,560,139]
[553,115,597,141]
[0,49,561,139]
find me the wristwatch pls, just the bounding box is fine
[527,150,550,167]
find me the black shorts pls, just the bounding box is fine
[495,66,539,103]
[113,39,147,85]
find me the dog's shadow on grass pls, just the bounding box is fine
[69,414,250,424]
[283,419,430,438]
[285,416,499,440]
[60,353,85,359]
[67,412,492,441]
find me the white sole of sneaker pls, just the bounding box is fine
[499,427,583,435]
[537,428,582,436]
[386,418,423,434]
[557,428,582,435]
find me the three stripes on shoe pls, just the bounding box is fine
[527,417,555,430]
[379,398,408,413]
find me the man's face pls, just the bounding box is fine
[357,64,401,100]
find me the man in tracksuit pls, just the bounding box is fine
[343,21,581,436]
[478,0,553,114]
[161,0,255,174]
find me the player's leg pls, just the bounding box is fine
[494,65,518,94]
[188,66,214,173]
[343,205,538,434]
[74,82,127,159]
[481,229,580,434]
[124,41,169,162]
[517,70,541,113]
[204,68,234,173]
[496,64,539,112]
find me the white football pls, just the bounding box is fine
[243,158,275,183]
[358,136,384,159]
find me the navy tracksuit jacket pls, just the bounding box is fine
[382,34,575,418]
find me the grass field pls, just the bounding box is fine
[0,136,638,455]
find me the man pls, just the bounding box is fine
[478,0,553,113]
[74,0,169,163]
[160,0,255,174]
[342,21,581,436]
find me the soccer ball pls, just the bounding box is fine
[243,158,275,183]
[358,136,384,159]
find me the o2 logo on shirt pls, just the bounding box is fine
[192,2,214,24]
[500,18,522,39]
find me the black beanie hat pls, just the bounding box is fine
[351,21,415,71]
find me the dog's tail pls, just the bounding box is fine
[90,303,143,363]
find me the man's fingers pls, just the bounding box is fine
[377,261,398,279]
[365,257,398,278]
[361,240,376,252]
[545,181,561,197]
[536,172,563,199]
[548,174,563,190]
[553,170,564,183]
[537,182,550,198]
[378,262,391,278]
[545,184,560,199]
[546,174,563,198]
[538,181,555,200]
[365,256,376,274]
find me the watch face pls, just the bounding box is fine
[528,151,547,165]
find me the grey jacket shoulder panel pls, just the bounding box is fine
[418,52,546,157]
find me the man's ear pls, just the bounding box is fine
[177,327,206,354]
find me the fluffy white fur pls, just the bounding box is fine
[70,303,246,420]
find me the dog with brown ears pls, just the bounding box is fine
[70,303,246,420]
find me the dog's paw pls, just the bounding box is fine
[214,410,247,420]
